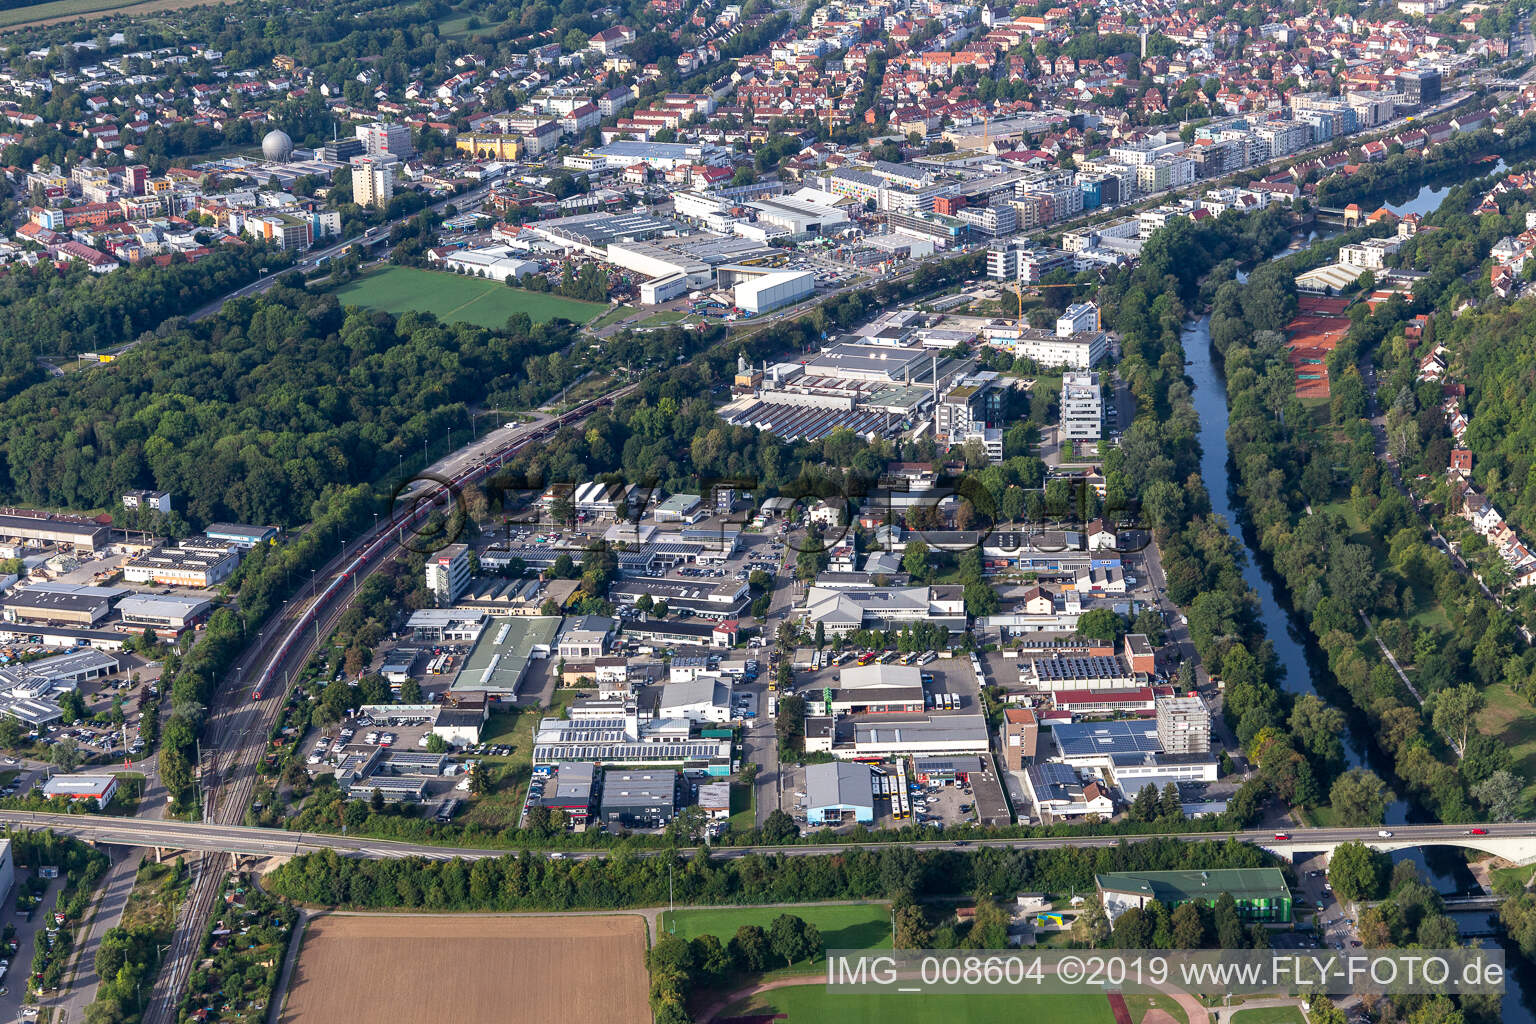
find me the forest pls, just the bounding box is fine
[0,277,585,526]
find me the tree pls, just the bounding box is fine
[1429,683,1484,755]
[1329,768,1392,826]
[1328,841,1389,901]
[761,808,798,844]
[1212,891,1243,949]
[893,904,932,949]
[901,540,931,581]
[425,734,448,754]
[1170,902,1205,948]
[814,621,826,649]
[1128,784,1159,822]
[1471,769,1521,821]
[468,760,490,796]
[769,913,819,968]
[1070,900,1109,947]
[51,736,81,774]
[730,924,770,971]
[1076,608,1124,642]
[1111,906,1152,948]
[399,679,422,703]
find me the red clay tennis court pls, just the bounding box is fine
[1285,295,1351,399]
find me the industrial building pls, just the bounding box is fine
[842,713,991,757]
[803,585,967,636]
[1,583,128,627]
[656,677,733,723]
[447,615,560,699]
[121,539,240,588]
[733,269,814,314]
[533,713,731,769]
[540,762,597,827]
[0,512,108,554]
[805,761,875,825]
[1049,720,1164,767]
[115,593,212,632]
[1095,869,1292,923]
[599,769,678,829]
[43,774,118,809]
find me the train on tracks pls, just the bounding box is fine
[249,390,626,699]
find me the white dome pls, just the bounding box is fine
[261,129,294,162]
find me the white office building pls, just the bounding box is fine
[425,544,471,606]
[1059,372,1103,441]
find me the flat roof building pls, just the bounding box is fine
[542,762,597,826]
[0,513,108,554]
[203,523,277,548]
[121,540,240,588]
[1095,869,1291,923]
[599,769,678,829]
[449,615,560,699]
[43,773,117,809]
[1050,720,1163,768]
[0,584,124,627]
[114,593,213,631]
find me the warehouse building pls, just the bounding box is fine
[805,761,875,825]
[533,714,732,769]
[1049,720,1164,768]
[448,616,560,700]
[0,649,118,694]
[121,539,240,588]
[203,523,277,548]
[0,513,108,554]
[115,593,212,632]
[541,762,597,827]
[43,774,117,809]
[1095,869,1291,924]
[733,270,814,314]
[0,584,125,627]
[822,664,927,714]
[835,713,991,757]
[599,769,678,829]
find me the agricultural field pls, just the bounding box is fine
[279,914,649,1024]
[721,984,1119,1024]
[332,266,607,328]
[0,0,225,30]
[660,903,891,951]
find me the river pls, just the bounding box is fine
[1180,156,1536,1021]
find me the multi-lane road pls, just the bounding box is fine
[0,811,1520,863]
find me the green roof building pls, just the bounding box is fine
[1094,868,1292,924]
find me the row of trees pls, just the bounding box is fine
[648,914,821,1024]
[266,837,1273,912]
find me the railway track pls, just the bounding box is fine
[137,386,635,1024]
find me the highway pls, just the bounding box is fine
[0,811,1519,863]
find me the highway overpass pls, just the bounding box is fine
[3,812,1533,865]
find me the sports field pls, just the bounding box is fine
[332,266,606,328]
[722,983,1118,1024]
[660,902,891,950]
[278,914,648,1024]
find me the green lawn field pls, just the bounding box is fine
[332,266,606,328]
[660,903,891,951]
[1230,1006,1306,1024]
[724,984,1117,1024]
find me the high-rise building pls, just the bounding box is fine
[1398,68,1441,108]
[1155,696,1211,755]
[1059,372,1103,441]
[357,121,415,160]
[350,156,394,209]
[425,544,471,605]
